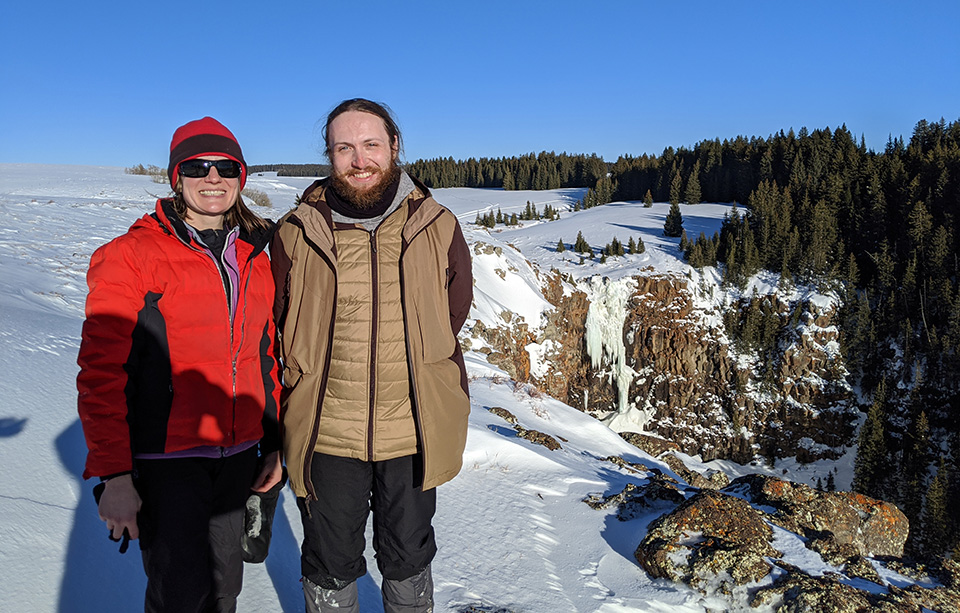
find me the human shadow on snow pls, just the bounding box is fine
[0,416,28,437]
[58,357,306,611]
[56,418,146,612]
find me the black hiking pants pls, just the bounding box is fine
[298,453,437,587]
[136,446,258,613]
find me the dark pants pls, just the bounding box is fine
[136,446,258,613]
[298,453,437,587]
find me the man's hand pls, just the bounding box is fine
[251,451,283,493]
[97,474,141,540]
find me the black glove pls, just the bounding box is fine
[92,482,131,554]
[241,467,287,563]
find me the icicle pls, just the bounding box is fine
[583,275,638,414]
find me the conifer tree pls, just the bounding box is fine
[669,168,683,205]
[574,231,591,254]
[853,380,889,497]
[557,239,565,253]
[684,160,702,204]
[920,456,950,556]
[899,407,930,530]
[643,189,654,207]
[688,241,704,267]
[663,202,684,237]
[628,237,637,254]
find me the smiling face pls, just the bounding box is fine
[327,110,399,208]
[179,155,240,230]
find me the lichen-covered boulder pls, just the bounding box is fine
[634,490,780,590]
[725,475,908,557]
[752,566,892,612]
[753,562,960,612]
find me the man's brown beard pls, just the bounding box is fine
[329,161,401,209]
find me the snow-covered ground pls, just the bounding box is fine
[0,164,888,612]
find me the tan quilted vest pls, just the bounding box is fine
[314,203,418,460]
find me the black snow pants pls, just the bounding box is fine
[136,446,258,613]
[297,452,437,587]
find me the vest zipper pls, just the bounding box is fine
[367,231,379,461]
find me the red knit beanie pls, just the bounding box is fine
[168,117,247,189]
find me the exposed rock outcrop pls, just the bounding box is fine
[751,562,960,612]
[486,406,562,451]
[660,453,729,490]
[725,474,909,558]
[618,431,679,457]
[583,474,685,521]
[634,490,781,589]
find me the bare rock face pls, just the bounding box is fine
[660,453,730,490]
[751,565,890,612]
[618,431,680,457]
[619,275,856,464]
[634,490,780,590]
[514,426,562,451]
[725,474,909,558]
[487,406,518,425]
[477,268,858,469]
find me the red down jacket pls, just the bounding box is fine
[77,199,281,479]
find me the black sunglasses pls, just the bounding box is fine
[179,159,243,179]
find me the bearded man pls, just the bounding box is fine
[271,98,472,613]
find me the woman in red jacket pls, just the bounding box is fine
[77,117,283,612]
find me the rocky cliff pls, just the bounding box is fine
[470,262,859,465]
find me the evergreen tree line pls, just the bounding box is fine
[407,151,608,190]
[248,163,331,177]
[474,202,560,228]
[560,232,645,261]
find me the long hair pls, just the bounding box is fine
[172,178,271,234]
[322,98,403,161]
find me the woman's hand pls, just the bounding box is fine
[251,451,283,493]
[97,474,142,540]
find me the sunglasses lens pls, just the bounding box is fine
[179,160,242,179]
[179,160,210,178]
[214,160,242,178]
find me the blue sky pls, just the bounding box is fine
[1,1,957,167]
